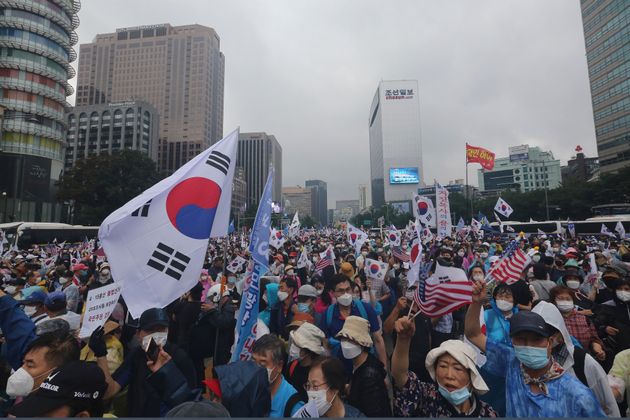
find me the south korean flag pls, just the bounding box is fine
[99,129,239,318]
[226,255,248,273]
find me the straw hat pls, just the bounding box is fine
[340,262,355,279]
[290,323,327,355]
[335,315,372,347]
[425,340,489,394]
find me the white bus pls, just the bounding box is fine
[0,222,99,250]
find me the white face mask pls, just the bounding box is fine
[337,293,353,307]
[59,277,69,285]
[393,264,400,270]
[289,343,301,361]
[340,340,362,359]
[532,255,541,263]
[307,389,337,416]
[457,251,465,257]
[316,289,323,296]
[472,273,484,282]
[556,300,574,313]
[285,270,295,276]
[277,291,289,302]
[142,331,168,349]
[361,251,368,257]
[24,305,37,317]
[480,252,488,259]
[566,280,580,290]
[6,367,52,397]
[495,299,513,312]
[617,291,630,302]
[4,285,17,295]
[267,366,280,384]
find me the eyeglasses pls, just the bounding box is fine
[304,381,328,391]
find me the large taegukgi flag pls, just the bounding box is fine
[99,129,239,318]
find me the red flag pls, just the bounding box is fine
[466,144,496,170]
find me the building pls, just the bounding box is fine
[231,167,247,217]
[477,145,561,194]
[368,80,424,207]
[334,199,360,222]
[64,100,159,170]
[237,132,282,208]
[561,145,599,184]
[305,180,327,225]
[417,179,477,200]
[580,1,630,174]
[75,24,225,174]
[358,184,368,210]
[0,0,81,222]
[282,186,315,218]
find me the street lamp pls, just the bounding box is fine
[2,192,7,223]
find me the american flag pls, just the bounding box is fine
[487,240,530,285]
[391,246,410,262]
[413,263,472,317]
[315,246,335,272]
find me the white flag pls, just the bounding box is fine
[346,223,368,252]
[226,255,248,273]
[289,211,300,238]
[421,225,434,244]
[615,221,626,239]
[407,219,424,288]
[435,183,452,239]
[297,248,310,269]
[365,258,389,282]
[292,399,320,418]
[537,228,547,239]
[385,225,401,247]
[601,224,616,238]
[494,212,504,233]
[471,218,482,233]
[269,228,287,249]
[412,195,436,227]
[494,197,514,218]
[99,129,239,318]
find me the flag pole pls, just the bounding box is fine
[465,142,469,220]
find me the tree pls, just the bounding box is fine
[58,151,161,225]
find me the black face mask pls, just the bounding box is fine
[437,257,453,267]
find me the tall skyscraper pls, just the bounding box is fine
[75,24,225,174]
[0,0,81,222]
[237,132,282,209]
[358,184,368,210]
[305,180,327,225]
[369,80,423,207]
[580,1,630,174]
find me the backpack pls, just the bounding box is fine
[572,346,588,386]
[325,300,375,356]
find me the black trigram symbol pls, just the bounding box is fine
[205,150,231,175]
[131,199,152,217]
[146,242,191,280]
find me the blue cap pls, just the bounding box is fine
[44,291,67,311]
[20,287,47,305]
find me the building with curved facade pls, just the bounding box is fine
[64,100,158,172]
[0,0,80,222]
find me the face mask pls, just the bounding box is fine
[361,251,368,257]
[59,277,69,285]
[200,275,209,282]
[457,251,465,257]
[438,382,471,406]
[532,255,541,263]
[307,389,337,416]
[262,294,268,304]
[393,264,400,270]
[24,306,37,317]
[566,280,580,290]
[297,303,310,313]
[337,293,353,307]
[267,366,279,384]
[472,273,484,282]
[552,247,560,253]
[98,273,111,284]
[285,270,295,276]
[341,340,362,359]
[316,289,323,296]
[495,299,513,312]
[616,291,630,302]
[480,252,488,259]
[142,331,168,349]
[277,291,289,302]
[4,285,16,295]
[556,300,574,313]
[513,345,549,369]
[227,277,236,285]
[289,343,301,361]
[6,367,52,397]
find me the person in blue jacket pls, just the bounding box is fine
[466,279,606,418]
[0,288,37,371]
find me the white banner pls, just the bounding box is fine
[79,282,122,338]
[435,183,452,239]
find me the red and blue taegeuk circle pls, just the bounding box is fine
[166,177,222,240]
[389,233,397,241]
[369,263,381,275]
[417,201,428,215]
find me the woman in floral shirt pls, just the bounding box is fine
[392,316,498,417]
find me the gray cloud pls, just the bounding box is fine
[73,0,595,207]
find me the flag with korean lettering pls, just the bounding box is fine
[226,255,248,273]
[346,223,368,252]
[616,221,626,239]
[99,128,239,318]
[365,258,388,282]
[231,170,273,362]
[494,197,514,218]
[435,183,452,239]
[385,225,401,247]
[413,195,436,227]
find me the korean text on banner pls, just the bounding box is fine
[435,183,452,239]
[78,282,122,338]
[466,144,496,170]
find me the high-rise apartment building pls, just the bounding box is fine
[580,1,630,174]
[64,100,159,171]
[0,0,81,222]
[305,180,327,225]
[237,132,282,208]
[75,24,224,174]
[282,186,315,219]
[369,80,424,207]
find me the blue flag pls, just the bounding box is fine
[231,170,273,362]
[228,220,235,234]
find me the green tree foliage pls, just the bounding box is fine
[58,151,161,225]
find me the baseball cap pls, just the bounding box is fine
[139,307,169,331]
[166,400,230,417]
[298,284,318,298]
[20,288,47,305]
[45,291,67,312]
[509,311,552,338]
[8,361,107,417]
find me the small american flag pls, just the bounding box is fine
[391,246,410,262]
[315,246,335,272]
[487,240,530,285]
[414,263,472,317]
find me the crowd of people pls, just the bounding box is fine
[1,227,630,418]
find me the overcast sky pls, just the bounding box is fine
[73,0,596,207]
